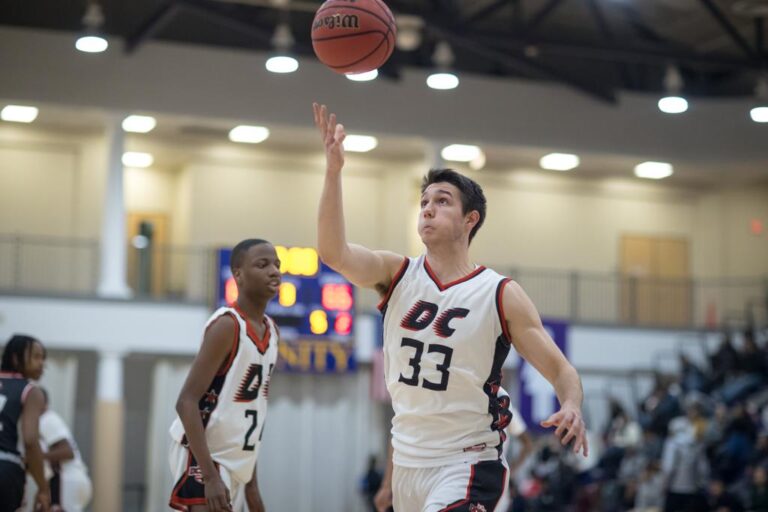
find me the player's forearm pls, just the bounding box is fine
[45,441,75,463]
[176,399,219,479]
[317,169,349,268]
[25,441,49,491]
[382,439,394,486]
[552,362,583,409]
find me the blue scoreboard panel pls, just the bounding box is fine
[216,246,354,342]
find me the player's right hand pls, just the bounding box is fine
[373,484,393,512]
[205,475,233,512]
[312,103,346,174]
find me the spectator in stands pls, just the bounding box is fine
[661,416,709,512]
[747,465,768,511]
[633,460,665,512]
[679,354,708,394]
[710,333,740,388]
[714,403,758,483]
[706,477,744,512]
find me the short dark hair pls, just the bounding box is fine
[421,168,487,243]
[1,334,42,373]
[231,239,270,273]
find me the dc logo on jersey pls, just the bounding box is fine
[469,504,487,512]
[188,465,204,484]
[234,364,263,402]
[400,300,470,338]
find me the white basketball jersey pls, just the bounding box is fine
[170,306,279,484]
[380,255,513,468]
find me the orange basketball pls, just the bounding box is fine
[311,0,397,75]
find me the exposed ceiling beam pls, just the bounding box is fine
[699,0,759,61]
[179,0,275,46]
[125,1,181,54]
[527,0,566,31]
[457,0,510,29]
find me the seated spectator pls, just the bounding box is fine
[633,460,665,512]
[711,333,740,388]
[706,477,745,512]
[747,465,768,511]
[679,354,709,394]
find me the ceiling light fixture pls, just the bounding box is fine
[266,23,298,74]
[343,135,378,152]
[1,105,39,123]
[750,75,768,123]
[441,144,482,162]
[346,69,378,82]
[634,161,674,180]
[539,153,580,171]
[229,125,270,144]
[122,152,154,168]
[75,2,109,53]
[122,115,157,133]
[427,41,459,90]
[658,65,688,114]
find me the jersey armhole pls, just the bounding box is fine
[495,278,513,344]
[376,257,410,313]
[20,382,35,404]
[216,312,241,377]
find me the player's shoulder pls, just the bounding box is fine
[204,310,239,340]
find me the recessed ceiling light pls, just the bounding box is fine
[122,115,157,133]
[122,152,154,168]
[343,135,378,152]
[229,125,270,144]
[441,144,481,162]
[539,153,580,171]
[1,105,39,123]
[634,161,673,180]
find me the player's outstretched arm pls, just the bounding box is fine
[21,386,50,512]
[175,315,237,512]
[313,102,403,290]
[502,281,589,457]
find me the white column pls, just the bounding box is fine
[97,115,132,298]
[93,350,125,512]
[425,140,445,170]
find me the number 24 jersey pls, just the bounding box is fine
[170,306,278,484]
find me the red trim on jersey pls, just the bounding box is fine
[439,464,476,511]
[216,312,241,377]
[20,382,35,404]
[376,257,409,312]
[0,372,24,378]
[496,278,513,344]
[423,257,486,292]
[232,305,271,354]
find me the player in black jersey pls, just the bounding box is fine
[0,334,50,512]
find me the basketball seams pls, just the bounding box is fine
[312,0,396,73]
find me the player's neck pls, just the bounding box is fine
[235,297,266,323]
[424,244,474,283]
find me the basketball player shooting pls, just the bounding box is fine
[169,239,281,512]
[313,103,588,512]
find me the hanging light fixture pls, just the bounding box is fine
[266,22,299,73]
[658,65,688,114]
[427,41,459,90]
[750,75,768,123]
[75,1,109,53]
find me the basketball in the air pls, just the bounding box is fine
[311,0,397,75]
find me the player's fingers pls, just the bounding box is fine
[335,124,346,145]
[582,433,590,457]
[561,420,579,446]
[540,410,562,428]
[553,411,571,437]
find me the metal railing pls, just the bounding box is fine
[1,234,766,329]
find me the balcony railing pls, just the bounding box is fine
[1,234,765,329]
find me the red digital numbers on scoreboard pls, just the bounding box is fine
[334,312,353,335]
[321,283,353,311]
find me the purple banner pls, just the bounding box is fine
[518,319,569,434]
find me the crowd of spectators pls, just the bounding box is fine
[506,328,768,512]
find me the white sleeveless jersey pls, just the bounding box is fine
[170,306,279,484]
[380,255,514,468]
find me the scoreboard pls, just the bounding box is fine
[216,246,354,342]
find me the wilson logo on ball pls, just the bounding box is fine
[311,0,397,75]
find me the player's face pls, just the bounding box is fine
[24,340,46,381]
[235,243,282,300]
[418,183,471,244]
